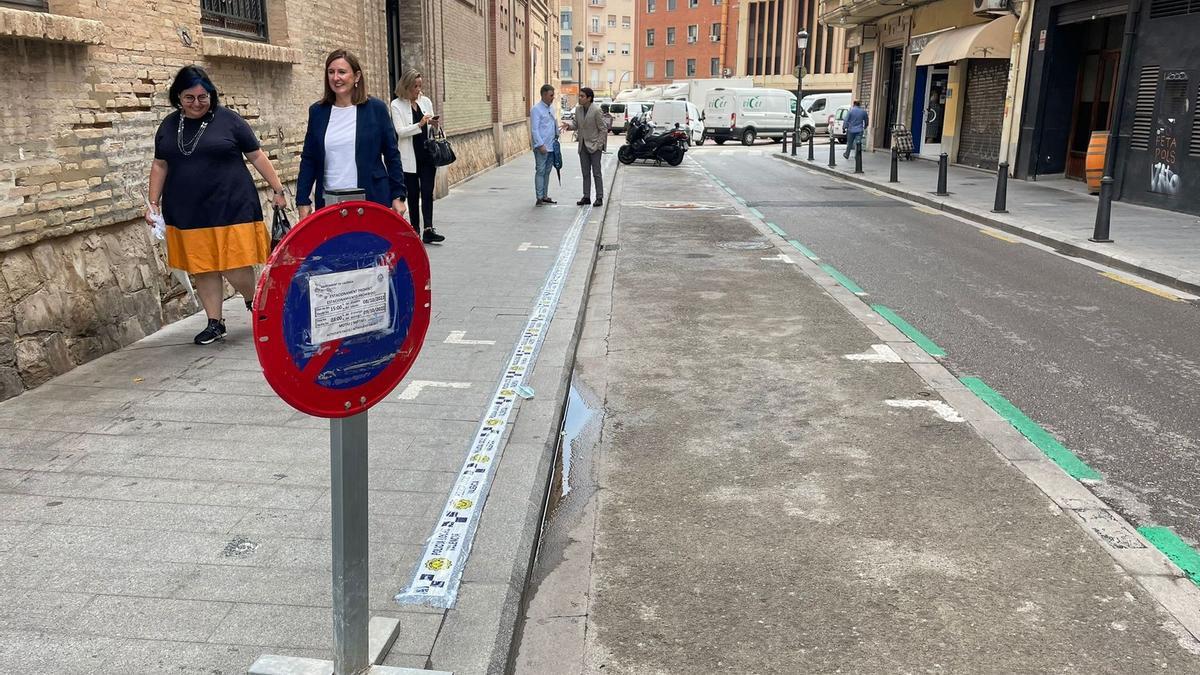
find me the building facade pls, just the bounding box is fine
[0,0,557,401]
[822,0,1026,170]
[560,0,635,99]
[738,0,854,92]
[637,0,742,85]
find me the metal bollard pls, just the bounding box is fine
[934,153,949,196]
[889,147,899,183]
[992,161,1009,213]
[828,136,837,168]
[854,140,863,174]
[789,131,796,157]
[807,133,814,161]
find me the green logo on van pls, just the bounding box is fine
[742,96,764,110]
[712,96,729,110]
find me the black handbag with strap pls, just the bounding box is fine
[270,206,291,250]
[424,126,457,167]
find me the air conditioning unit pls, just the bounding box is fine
[710,35,720,42]
[972,0,1010,15]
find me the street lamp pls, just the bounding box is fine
[575,41,585,98]
[793,30,809,156]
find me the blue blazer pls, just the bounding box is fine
[296,96,407,209]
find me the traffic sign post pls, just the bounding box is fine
[247,199,445,675]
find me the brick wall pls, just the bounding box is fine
[957,58,1007,169]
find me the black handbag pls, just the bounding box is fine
[270,206,291,250]
[425,126,457,167]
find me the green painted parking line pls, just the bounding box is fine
[1138,526,1200,588]
[735,196,747,205]
[870,305,945,357]
[787,239,820,261]
[960,377,1102,481]
[766,222,786,236]
[749,207,766,219]
[724,186,736,195]
[821,264,866,296]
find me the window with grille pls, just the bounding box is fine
[687,58,696,76]
[201,0,268,40]
[667,27,676,44]
[647,29,655,46]
[1129,65,1160,151]
[666,59,675,77]
[1191,85,1200,157]
[647,0,655,12]
[711,57,720,75]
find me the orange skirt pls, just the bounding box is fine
[166,221,269,274]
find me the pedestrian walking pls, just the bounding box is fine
[390,69,444,244]
[296,49,407,221]
[146,65,288,346]
[844,100,869,160]
[572,87,606,207]
[531,84,558,206]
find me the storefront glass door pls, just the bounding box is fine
[921,68,950,157]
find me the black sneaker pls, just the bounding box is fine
[245,299,253,311]
[194,318,226,345]
[422,228,445,244]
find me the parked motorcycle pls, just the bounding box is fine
[618,116,687,166]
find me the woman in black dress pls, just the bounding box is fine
[146,66,287,345]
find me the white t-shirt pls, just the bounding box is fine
[324,105,358,191]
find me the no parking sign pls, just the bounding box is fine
[252,200,431,417]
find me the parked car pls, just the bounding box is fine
[827,104,849,143]
[608,102,652,134]
[703,87,813,146]
[801,92,851,134]
[561,108,575,130]
[646,99,704,146]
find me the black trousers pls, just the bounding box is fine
[404,161,436,232]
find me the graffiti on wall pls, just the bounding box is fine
[1150,71,1189,197]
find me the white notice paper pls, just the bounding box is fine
[308,266,390,344]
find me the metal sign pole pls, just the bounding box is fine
[331,412,370,675]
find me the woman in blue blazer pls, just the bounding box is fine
[296,50,408,220]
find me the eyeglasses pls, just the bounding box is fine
[182,94,210,104]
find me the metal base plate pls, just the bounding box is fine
[249,616,450,675]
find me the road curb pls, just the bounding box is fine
[694,159,1200,647]
[426,159,619,674]
[774,153,1200,297]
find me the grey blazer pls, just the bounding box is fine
[575,103,607,154]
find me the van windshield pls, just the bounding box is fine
[610,104,626,113]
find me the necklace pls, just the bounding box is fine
[177,112,212,156]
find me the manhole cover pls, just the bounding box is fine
[717,240,773,250]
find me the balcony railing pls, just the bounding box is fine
[201,0,268,41]
[588,25,606,35]
[589,54,606,63]
[589,0,606,6]
[819,0,934,25]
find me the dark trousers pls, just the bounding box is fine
[404,162,436,232]
[580,147,604,200]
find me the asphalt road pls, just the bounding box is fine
[695,148,1200,544]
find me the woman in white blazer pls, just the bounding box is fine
[390,70,444,244]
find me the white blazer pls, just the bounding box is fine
[390,95,434,174]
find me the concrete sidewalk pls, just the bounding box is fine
[0,149,614,673]
[778,149,1200,294]
[516,154,1200,672]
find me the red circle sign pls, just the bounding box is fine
[252,202,431,418]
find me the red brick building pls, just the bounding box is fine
[636,0,741,86]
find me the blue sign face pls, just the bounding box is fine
[281,231,416,390]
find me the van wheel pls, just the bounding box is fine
[741,128,756,146]
[715,138,726,145]
[697,131,706,146]
[799,127,813,143]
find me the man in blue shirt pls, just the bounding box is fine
[844,100,869,160]
[531,84,559,206]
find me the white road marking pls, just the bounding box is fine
[518,242,550,251]
[396,380,472,400]
[761,254,796,264]
[844,344,904,363]
[885,399,964,423]
[444,331,496,346]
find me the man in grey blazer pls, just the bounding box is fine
[573,87,607,207]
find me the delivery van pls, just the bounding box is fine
[703,88,813,146]
[800,92,852,133]
[647,99,705,145]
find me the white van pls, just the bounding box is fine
[801,92,852,134]
[647,99,704,145]
[703,88,813,146]
[609,101,652,134]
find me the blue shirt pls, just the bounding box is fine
[531,100,557,150]
[846,105,869,134]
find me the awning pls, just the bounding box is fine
[915,15,1017,66]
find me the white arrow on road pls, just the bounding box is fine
[761,254,796,264]
[885,399,964,423]
[397,380,472,400]
[444,331,496,345]
[844,344,904,363]
[518,242,550,251]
